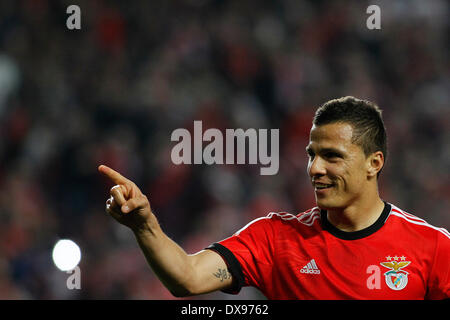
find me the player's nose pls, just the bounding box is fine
[307,156,327,178]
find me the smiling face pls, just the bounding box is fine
[306,122,381,210]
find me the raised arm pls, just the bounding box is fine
[98,165,233,297]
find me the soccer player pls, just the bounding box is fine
[99,96,449,299]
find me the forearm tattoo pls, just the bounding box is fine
[213,268,232,282]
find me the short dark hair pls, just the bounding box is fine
[313,96,387,176]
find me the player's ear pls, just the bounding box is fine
[367,151,384,178]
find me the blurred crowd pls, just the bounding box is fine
[0,0,448,299]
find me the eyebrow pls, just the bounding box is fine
[305,146,344,156]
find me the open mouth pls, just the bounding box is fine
[314,183,334,190]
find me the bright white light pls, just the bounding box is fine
[52,239,81,271]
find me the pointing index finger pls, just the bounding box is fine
[98,165,130,185]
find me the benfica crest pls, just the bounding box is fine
[380,256,411,290]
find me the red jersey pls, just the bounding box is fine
[206,202,450,299]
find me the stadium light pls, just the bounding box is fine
[52,239,81,271]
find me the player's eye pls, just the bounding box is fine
[324,152,341,159]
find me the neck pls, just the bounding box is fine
[326,196,385,232]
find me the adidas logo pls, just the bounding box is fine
[300,259,321,274]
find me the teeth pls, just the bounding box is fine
[315,183,332,189]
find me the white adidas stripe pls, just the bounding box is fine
[234,212,299,236]
[390,204,450,236]
[299,208,320,223]
[390,211,450,239]
[388,205,450,240]
[234,216,268,236]
[300,212,321,226]
[233,209,323,237]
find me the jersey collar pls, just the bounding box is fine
[320,201,391,240]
